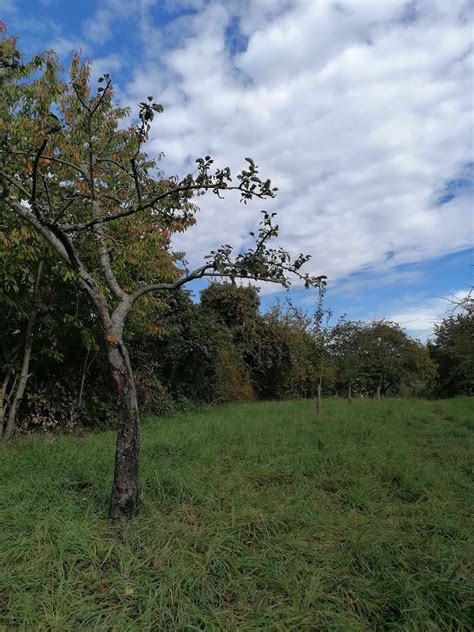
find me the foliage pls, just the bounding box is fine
[360,320,437,396]
[18,382,83,433]
[201,285,320,400]
[329,319,436,398]
[429,312,474,397]
[200,282,260,328]
[0,29,460,448]
[251,301,320,399]
[329,319,365,394]
[1,398,472,629]
[213,348,255,402]
[132,290,225,406]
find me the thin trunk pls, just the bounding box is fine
[3,259,44,441]
[78,349,94,408]
[107,338,140,520]
[316,371,322,416]
[0,373,11,432]
[376,375,382,401]
[348,380,352,405]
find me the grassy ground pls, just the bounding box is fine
[1,398,473,630]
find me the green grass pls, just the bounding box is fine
[1,398,473,630]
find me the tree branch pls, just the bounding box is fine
[129,264,213,302]
[30,138,48,215]
[59,182,267,232]
[9,150,88,178]
[85,104,126,302]
[0,167,32,202]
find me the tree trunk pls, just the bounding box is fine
[107,338,140,520]
[3,259,44,441]
[78,349,95,408]
[376,376,382,401]
[0,374,12,433]
[316,375,322,416]
[348,380,352,405]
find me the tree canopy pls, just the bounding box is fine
[0,30,324,519]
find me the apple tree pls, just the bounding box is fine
[0,31,325,519]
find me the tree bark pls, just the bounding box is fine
[316,376,322,416]
[376,375,382,401]
[0,373,12,432]
[348,380,352,405]
[3,258,44,441]
[107,338,140,520]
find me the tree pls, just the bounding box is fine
[0,32,325,519]
[311,295,334,415]
[200,283,259,402]
[358,320,435,398]
[0,201,45,438]
[429,312,474,397]
[446,285,473,317]
[329,319,365,403]
[200,286,320,401]
[132,289,226,407]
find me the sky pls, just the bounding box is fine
[1,0,473,340]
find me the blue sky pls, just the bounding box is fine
[1,0,473,340]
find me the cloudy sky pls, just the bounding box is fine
[1,0,473,339]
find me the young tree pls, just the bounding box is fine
[311,294,334,415]
[0,33,325,519]
[0,202,46,438]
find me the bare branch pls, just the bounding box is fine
[99,157,133,178]
[9,150,88,178]
[0,167,32,201]
[59,182,268,232]
[72,81,91,112]
[129,264,213,302]
[130,158,142,206]
[30,138,48,213]
[85,103,127,302]
[89,77,112,117]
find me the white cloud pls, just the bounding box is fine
[82,0,156,44]
[388,289,472,341]
[85,0,473,292]
[331,268,428,298]
[47,37,84,58]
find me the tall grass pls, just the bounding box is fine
[1,398,473,630]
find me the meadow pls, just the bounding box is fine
[1,398,473,630]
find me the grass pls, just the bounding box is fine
[1,398,473,630]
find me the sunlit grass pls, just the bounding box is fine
[1,398,473,630]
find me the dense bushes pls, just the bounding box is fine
[428,311,474,397]
[1,269,471,434]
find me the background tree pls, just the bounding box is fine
[132,289,226,408]
[429,312,474,397]
[265,300,319,400]
[329,319,365,403]
[0,201,45,438]
[0,33,324,519]
[311,295,335,415]
[358,320,435,398]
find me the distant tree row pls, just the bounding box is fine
[2,267,471,438]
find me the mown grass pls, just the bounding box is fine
[1,398,473,630]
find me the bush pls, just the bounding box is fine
[18,383,83,434]
[214,348,254,403]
